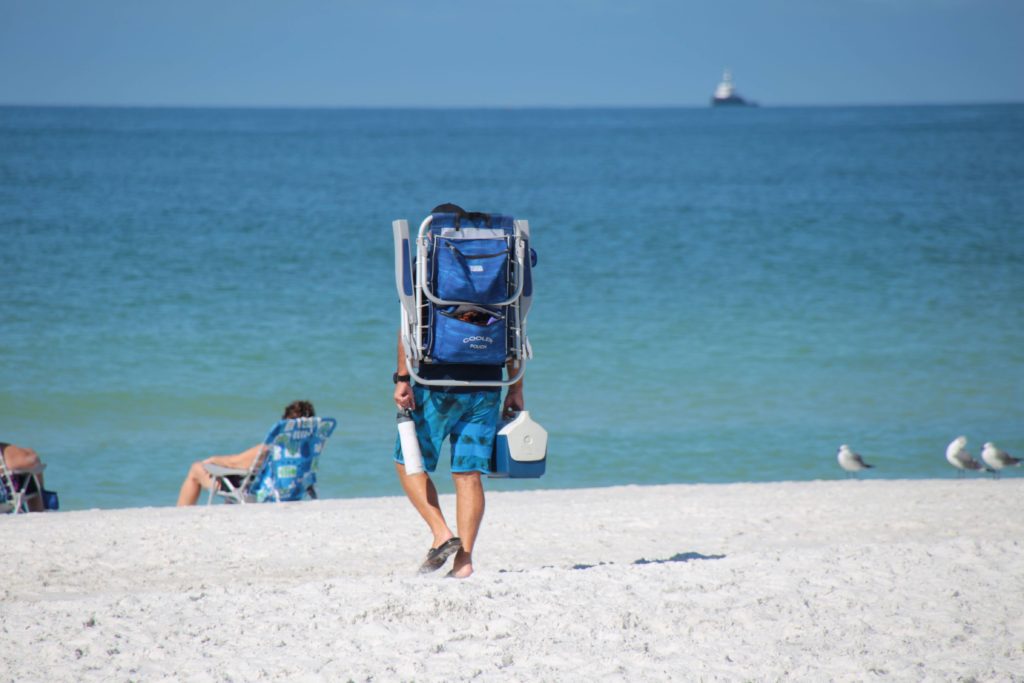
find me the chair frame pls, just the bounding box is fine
[393,213,534,388]
[1,455,45,515]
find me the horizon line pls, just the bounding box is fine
[1,100,1021,111]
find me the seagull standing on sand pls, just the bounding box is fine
[945,436,987,476]
[837,444,874,475]
[981,442,1021,478]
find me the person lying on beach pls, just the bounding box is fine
[175,400,315,506]
[1,441,47,512]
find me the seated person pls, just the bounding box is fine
[1,441,47,512]
[176,400,315,506]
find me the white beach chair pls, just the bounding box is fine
[0,456,45,515]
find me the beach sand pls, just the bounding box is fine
[2,480,1022,681]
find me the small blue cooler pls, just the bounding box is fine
[489,411,547,478]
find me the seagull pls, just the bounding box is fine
[837,444,874,475]
[945,435,987,476]
[981,442,1021,478]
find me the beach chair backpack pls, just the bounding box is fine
[393,205,536,387]
[426,210,519,365]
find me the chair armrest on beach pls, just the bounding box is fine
[203,464,252,505]
[203,464,249,478]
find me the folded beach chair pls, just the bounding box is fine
[204,417,337,504]
[0,456,45,515]
[392,207,536,387]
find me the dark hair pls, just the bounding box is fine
[431,202,465,214]
[282,400,315,419]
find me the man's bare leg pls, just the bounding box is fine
[450,471,485,578]
[176,461,212,506]
[394,463,455,548]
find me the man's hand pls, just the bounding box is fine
[502,384,524,418]
[395,382,415,410]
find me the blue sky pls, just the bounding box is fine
[1,0,1021,107]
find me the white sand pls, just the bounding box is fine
[2,480,1022,681]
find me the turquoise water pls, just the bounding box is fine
[2,105,1022,510]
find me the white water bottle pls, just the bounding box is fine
[397,409,424,475]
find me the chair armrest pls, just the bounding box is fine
[10,463,46,475]
[203,464,250,478]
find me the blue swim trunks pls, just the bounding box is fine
[394,385,500,474]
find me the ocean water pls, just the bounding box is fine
[1,104,1022,511]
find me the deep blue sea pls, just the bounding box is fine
[2,105,1022,510]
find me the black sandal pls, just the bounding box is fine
[418,537,462,574]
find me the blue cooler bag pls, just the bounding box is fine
[489,411,548,478]
[429,306,508,365]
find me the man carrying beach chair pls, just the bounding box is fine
[391,203,534,579]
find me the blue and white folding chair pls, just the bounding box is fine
[204,417,337,504]
[393,207,536,388]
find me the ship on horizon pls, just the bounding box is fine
[711,69,757,107]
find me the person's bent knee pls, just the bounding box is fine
[189,461,208,480]
[4,445,41,470]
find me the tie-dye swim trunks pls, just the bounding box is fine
[393,384,500,474]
